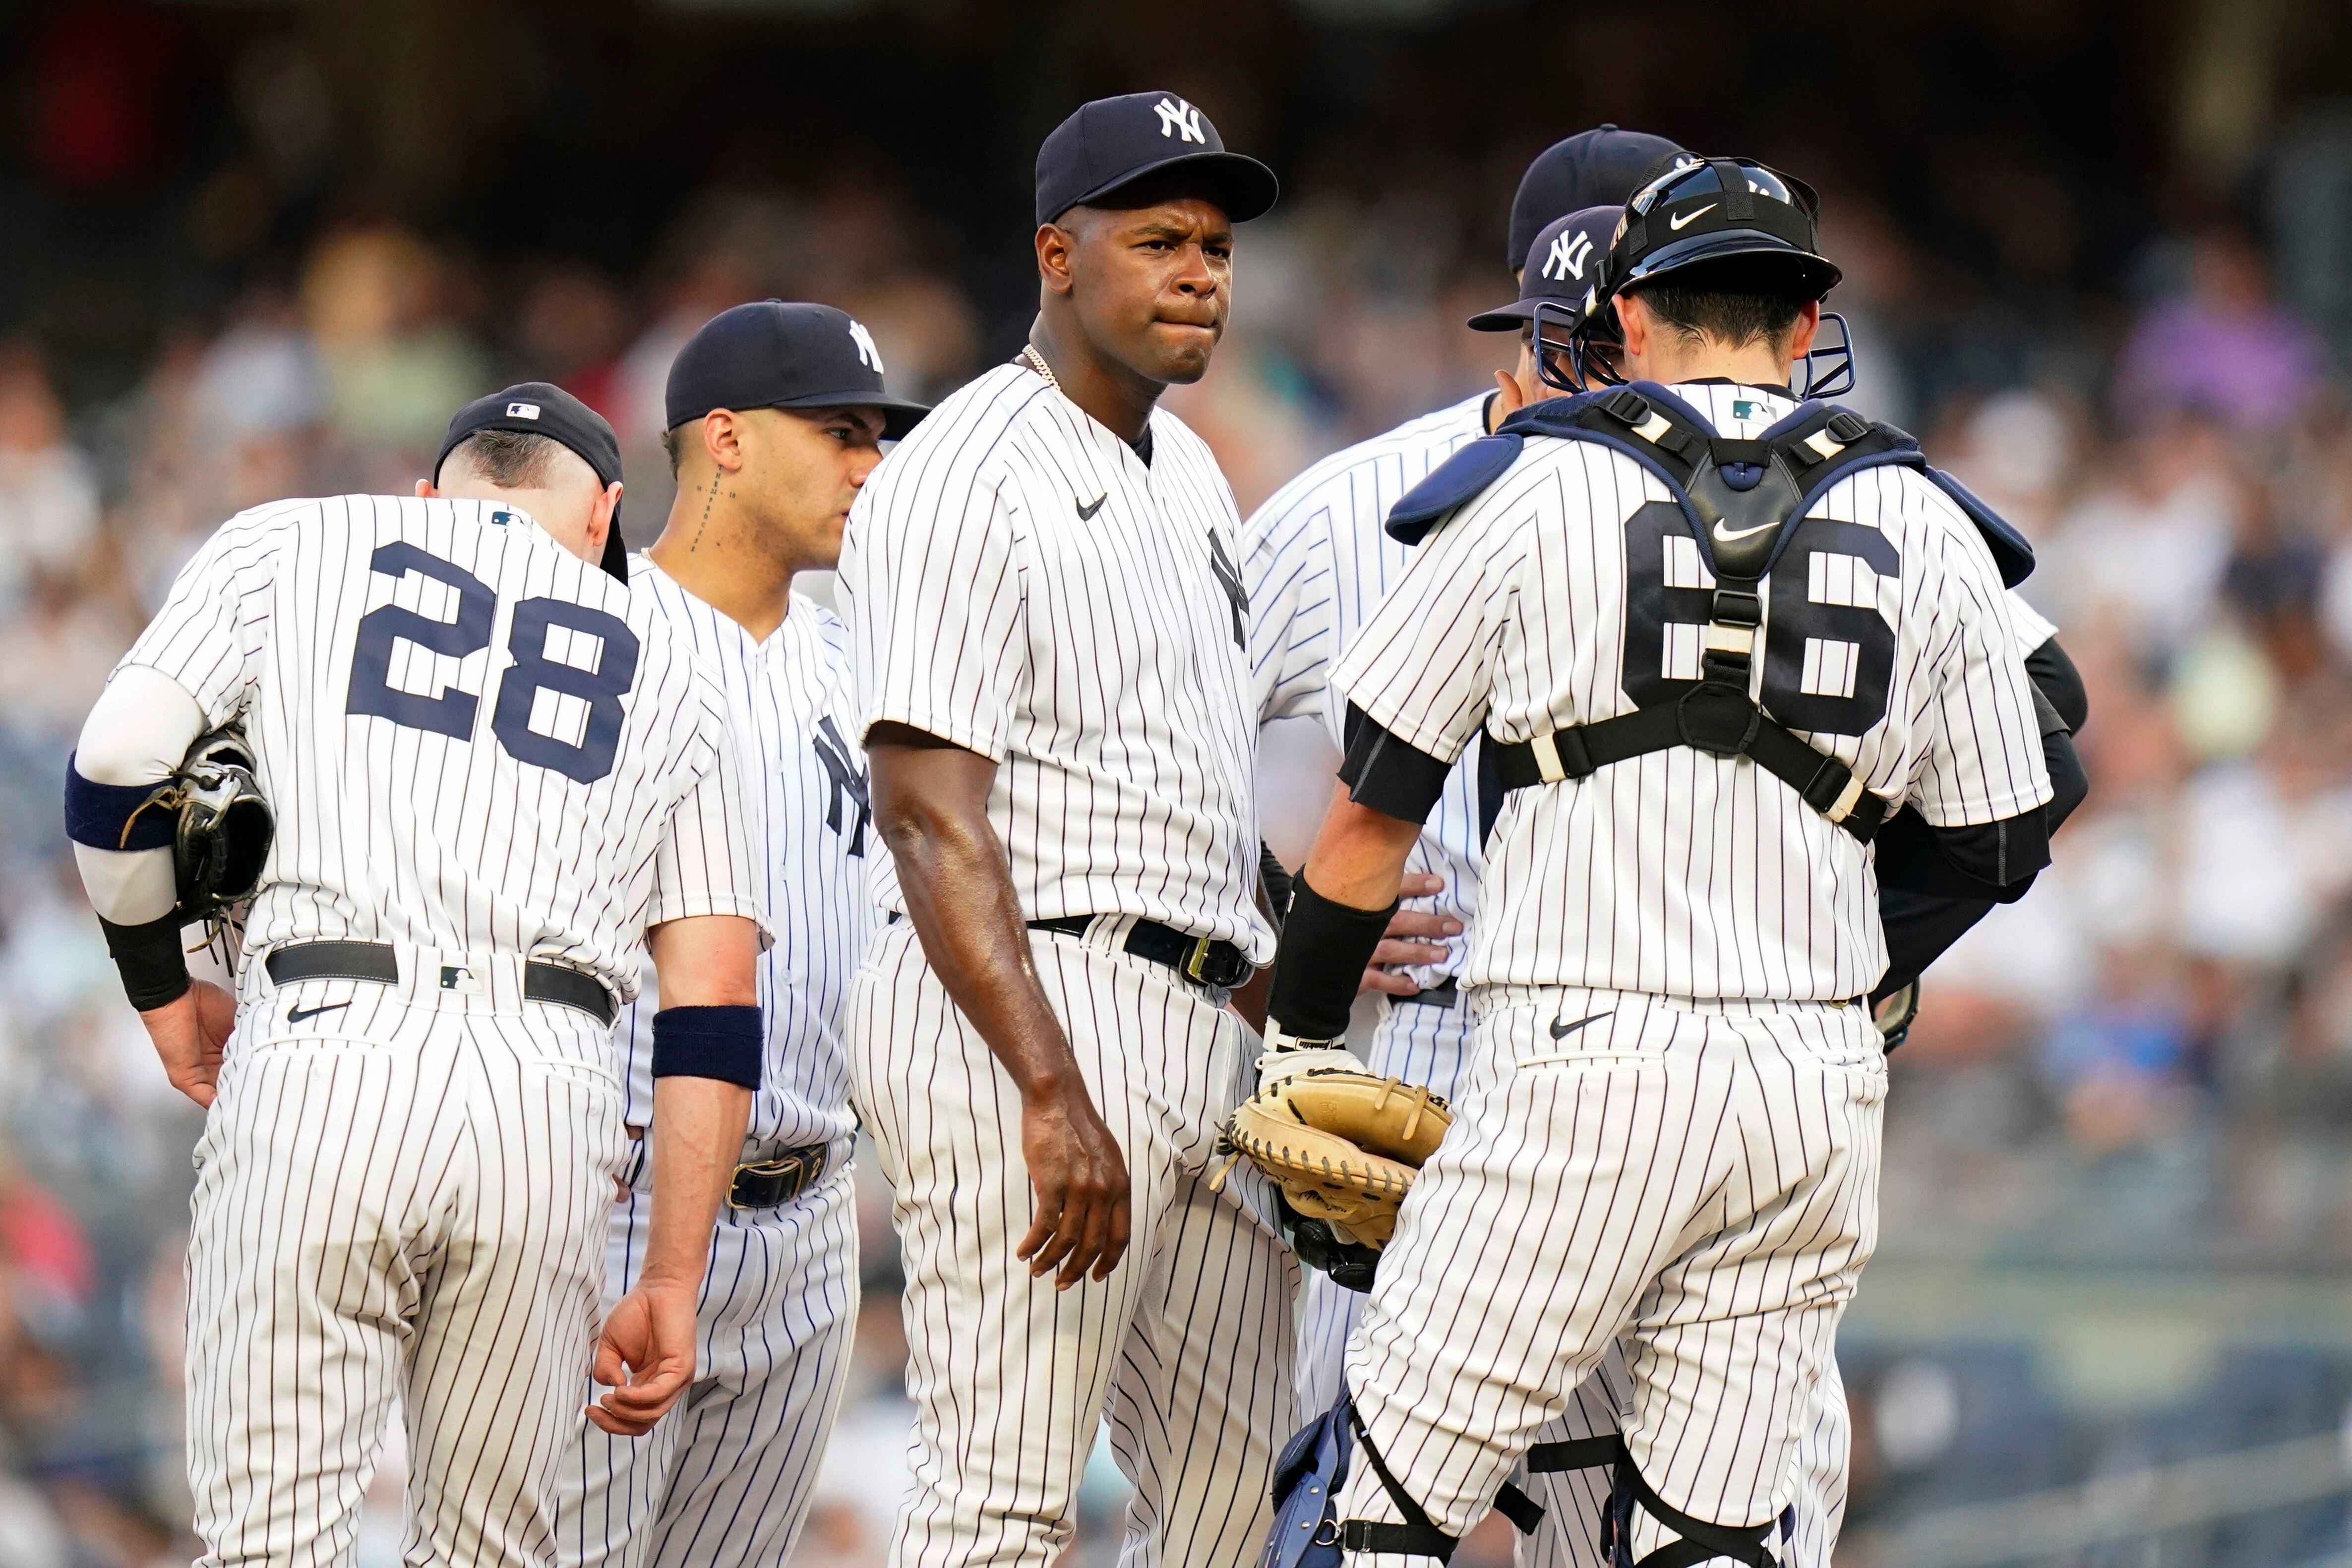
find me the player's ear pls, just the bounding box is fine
[1615,293,1650,362]
[1786,299,1822,361]
[701,409,745,473]
[587,481,623,556]
[1035,221,1077,296]
[414,478,439,499]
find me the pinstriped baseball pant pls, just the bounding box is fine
[851,918,1299,1568]
[551,1159,859,1568]
[186,964,628,1568]
[1336,987,1883,1566]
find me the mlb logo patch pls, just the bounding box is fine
[507,402,542,419]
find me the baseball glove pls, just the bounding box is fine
[1219,1069,1450,1252]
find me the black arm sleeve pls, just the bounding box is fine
[1873,887,1996,1003]
[98,912,191,1011]
[2024,635,2088,734]
[1337,703,1453,825]
[1266,878,1397,1042]
[1873,689,2089,903]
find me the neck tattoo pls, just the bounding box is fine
[1019,345,1062,394]
[690,472,724,552]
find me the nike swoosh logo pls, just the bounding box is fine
[287,1001,352,1024]
[1548,1011,1612,1041]
[1712,517,1780,543]
[1669,203,1716,231]
[1076,494,1108,520]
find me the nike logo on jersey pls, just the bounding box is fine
[1076,493,1108,520]
[1712,517,1780,543]
[1548,1010,1611,1041]
[1669,204,1716,231]
[287,1001,352,1024]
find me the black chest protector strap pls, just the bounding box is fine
[1483,388,1901,843]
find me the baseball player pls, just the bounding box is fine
[838,93,1295,1568]
[1258,159,2085,1565]
[63,383,768,1568]
[553,302,926,1568]
[1246,130,1680,1568]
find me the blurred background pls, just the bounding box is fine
[0,0,2347,1563]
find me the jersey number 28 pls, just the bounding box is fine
[345,542,641,784]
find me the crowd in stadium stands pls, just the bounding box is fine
[0,170,2342,1566]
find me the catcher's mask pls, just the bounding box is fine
[1571,155,1856,398]
[175,726,272,925]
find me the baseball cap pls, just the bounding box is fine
[664,301,930,441]
[1468,207,1622,332]
[1507,125,1689,271]
[1034,92,1278,227]
[434,382,628,581]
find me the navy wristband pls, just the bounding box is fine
[651,1005,762,1089]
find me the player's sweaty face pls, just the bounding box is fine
[1069,198,1232,385]
[741,406,886,571]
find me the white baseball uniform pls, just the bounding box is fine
[1324,382,2051,1563]
[83,494,762,1568]
[839,361,1297,1568]
[553,561,871,1568]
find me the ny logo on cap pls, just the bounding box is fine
[1154,96,1206,144]
[506,402,542,419]
[847,319,885,374]
[1543,231,1594,283]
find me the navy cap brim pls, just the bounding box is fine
[756,389,931,441]
[1467,301,1543,332]
[1056,149,1279,224]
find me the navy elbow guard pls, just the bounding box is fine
[651,1005,763,1089]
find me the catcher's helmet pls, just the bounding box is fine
[1574,155,1857,396]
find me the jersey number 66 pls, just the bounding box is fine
[344,541,641,786]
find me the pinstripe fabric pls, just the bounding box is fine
[550,566,871,1568]
[850,920,1298,1568]
[116,495,762,1001]
[1244,395,1490,987]
[553,1171,858,1568]
[1333,383,2052,1001]
[1337,988,1885,1562]
[838,363,1274,964]
[185,971,629,1568]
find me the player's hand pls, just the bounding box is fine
[1015,1077,1131,1290]
[588,1278,699,1436]
[1358,873,1460,997]
[140,980,237,1107]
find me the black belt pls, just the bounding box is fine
[728,1143,828,1210]
[1398,979,1459,1008]
[888,911,1252,989]
[264,940,618,1027]
[1025,915,1254,989]
[1490,684,1892,844]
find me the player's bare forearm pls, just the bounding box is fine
[1302,784,1425,909]
[641,914,759,1284]
[868,723,1131,1286]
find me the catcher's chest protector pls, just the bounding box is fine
[1384,382,2036,843]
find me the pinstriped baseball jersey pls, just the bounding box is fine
[1332,382,2052,1002]
[1245,393,1489,988]
[839,361,1274,962]
[612,560,870,1143]
[115,494,763,997]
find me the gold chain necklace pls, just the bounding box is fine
[1019,345,1062,394]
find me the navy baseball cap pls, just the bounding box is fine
[1507,125,1689,271]
[435,382,628,580]
[1469,207,1622,332]
[664,301,929,441]
[1034,92,1278,226]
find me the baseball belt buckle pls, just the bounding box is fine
[726,1146,826,1211]
[1182,934,1248,989]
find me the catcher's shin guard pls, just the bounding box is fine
[1337,1400,1542,1562]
